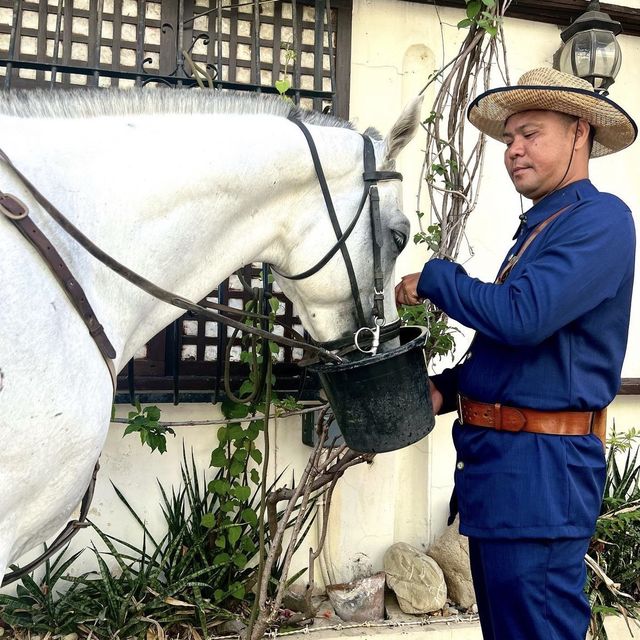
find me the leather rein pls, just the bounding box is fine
[0,115,402,585]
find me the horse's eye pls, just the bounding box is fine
[392,230,408,252]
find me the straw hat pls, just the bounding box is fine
[467,67,637,158]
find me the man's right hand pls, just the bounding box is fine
[395,273,423,306]
[430,379,443,415]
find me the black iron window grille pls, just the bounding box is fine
[0,0,353,404]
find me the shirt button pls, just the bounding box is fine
[456,461,465,470]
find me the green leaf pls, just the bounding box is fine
[229,460,244,477]
[233,448,249,463]
[213,588,226,602]
[123,423,139,436]
[242,536,257,553]
[233,552,248,569]
[213,552,231,565]
[457,17,473,28]
[230,582,246,600]
[484,24,498,37]
[217,425,228,444]
[250,468,260,484]
[242,507,258,527]
[233,485,251,501]
[210,447,227,468]
[269,341,280,354]
[466,0,481,18]
[275,78,290,95]
[221,400,250,420]
[238,380,254,397]
[145,405,161,421]
[269,297,280,314]
[215,536,226,548]
[227,423,245,441]
[201,513,216,529]
[482,0,496,6]
[227,525,242,546]
[250,449,263,465]
[240,350,253,364]
[209,479,230,495]
[221,500,235,513]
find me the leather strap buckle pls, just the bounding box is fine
[0,193,28,220]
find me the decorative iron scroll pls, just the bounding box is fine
[0,0,352,403]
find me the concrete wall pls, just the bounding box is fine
[6,0,640,596]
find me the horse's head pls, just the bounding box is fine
[272,96,424,349]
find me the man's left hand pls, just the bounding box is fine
[395,273,423,306]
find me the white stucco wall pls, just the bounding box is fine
[347,0,640,557]
[5,0,640,595]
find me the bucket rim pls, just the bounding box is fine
[311,325,428,373]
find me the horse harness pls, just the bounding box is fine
[0,115,403,585]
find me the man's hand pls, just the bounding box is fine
[429,379,443,415]
[395,273,423,306]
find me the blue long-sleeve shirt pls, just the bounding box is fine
[417,179,635,538]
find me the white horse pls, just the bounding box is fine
[0,89,422,583]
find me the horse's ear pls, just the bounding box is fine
[382,95,424,164]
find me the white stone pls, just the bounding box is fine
[427,518,476,609]
[384,542,447,614]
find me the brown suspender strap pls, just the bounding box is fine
[495,206,571,284]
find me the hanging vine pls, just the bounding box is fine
[401,0,513,361]
[418,0,512,261]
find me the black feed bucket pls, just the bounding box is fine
[312,325,435,453]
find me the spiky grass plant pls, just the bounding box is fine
[0,448,315,639]
[588,427,640,639]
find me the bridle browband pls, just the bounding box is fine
[275,114,403,354]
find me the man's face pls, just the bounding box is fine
[503,110,580,203]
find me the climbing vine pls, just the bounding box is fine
[400,0,512,360]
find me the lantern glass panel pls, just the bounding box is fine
[559,28,622,91]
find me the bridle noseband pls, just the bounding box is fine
[274,114,403,355]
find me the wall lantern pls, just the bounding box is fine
[558,0,622,94]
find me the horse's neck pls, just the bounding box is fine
[0,113,359,370]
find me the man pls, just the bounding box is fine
[396,68,637,639]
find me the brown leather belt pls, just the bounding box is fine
[457,395,604,437]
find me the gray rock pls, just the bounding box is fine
[384,542,447,614]
[427,518,476,609]
[326,572,386,622]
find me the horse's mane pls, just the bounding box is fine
[0,88,354,129]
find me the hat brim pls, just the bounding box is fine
[467,85,637,158]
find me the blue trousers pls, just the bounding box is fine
[469,537,591,640]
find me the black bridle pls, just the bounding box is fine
[274,114,403,354]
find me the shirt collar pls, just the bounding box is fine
[523,179,597,229]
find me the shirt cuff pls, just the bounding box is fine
[417,258,461,302]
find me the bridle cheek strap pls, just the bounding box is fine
[362,135,401,324]
[275,115,402,344]
[275,115,367,327]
